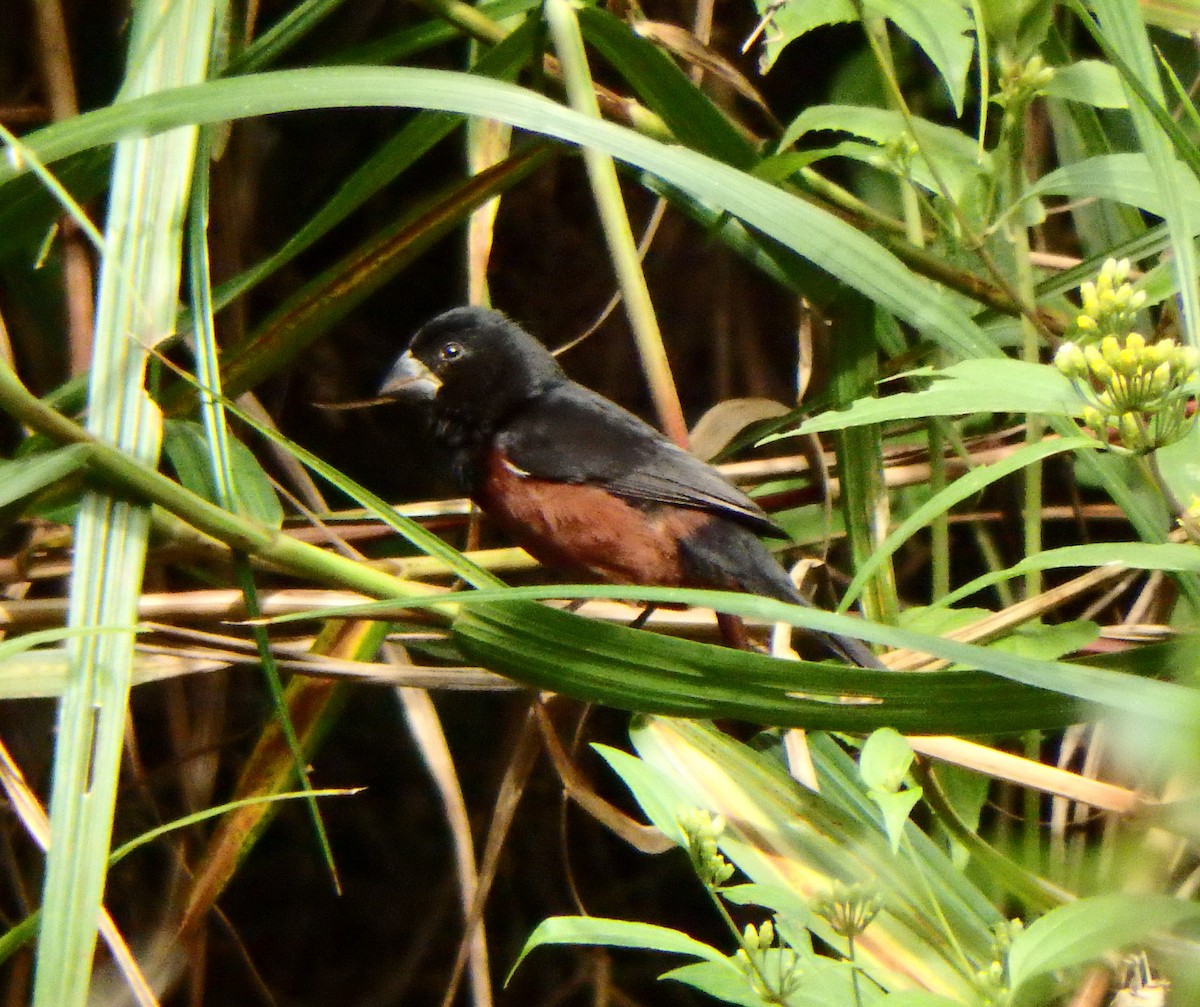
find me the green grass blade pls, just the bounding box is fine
[33,2,220,1005]
[0,67,996,358]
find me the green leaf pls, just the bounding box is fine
[453,598,1085,733]
[867,0,975,116]
[987,619,1099,662]
[1030,152,1200,223]
[860,728,914,793]
[631,721,1001,998]
[861,729,920,852]
[577,7,755,168]
[758,0,974,115]
[0,444,89,508]
[1007,894,1200,992]
[1154,423,1200,515]
[838,436,1099,610]
[941,542,1200,607]
[666,955,879,1007]
[781,105,986,202]
[658,959,771,1007]
[776,360,1084,438]
[508,916,729,983]
[1,67,997,359]
[868,787,923,854]
[592,743,689,845]
[162,419,283,528]
[1044,59,1127,108]
[751,0,857,73]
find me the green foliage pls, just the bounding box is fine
[2,0,1200,1003]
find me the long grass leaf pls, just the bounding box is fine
[0,67,995,358]
[33,3,220,1004]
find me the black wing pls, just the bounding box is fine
[497,382,787,539]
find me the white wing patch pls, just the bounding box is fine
[501,456,532,478]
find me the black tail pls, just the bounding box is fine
[679,519,883,669]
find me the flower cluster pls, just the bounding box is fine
[1055,259,1198,453]
[972,920,1024,1005]
[1073,257,1146,339]
[812,880,883,940]
[734,919,805,1002]
[998,54,1055,111]
[678,808,734,888]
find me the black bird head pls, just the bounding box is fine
[379,307,565,425]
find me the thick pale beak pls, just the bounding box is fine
[379,351,442,400]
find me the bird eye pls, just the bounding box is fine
[439,341,464,363]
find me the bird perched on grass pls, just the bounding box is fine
[380,306,876,666]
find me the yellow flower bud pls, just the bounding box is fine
[1180,346,1200,377]
[1081,406,1106,431]
[1055,342,1087,378]
[1151,361,1173,396]
[1145,340,1172,369]
[1118,412,1143,448]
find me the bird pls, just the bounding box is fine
[379,306,878,666]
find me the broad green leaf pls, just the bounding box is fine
[977,0,1054,53]
[1007,894,1200,991]
[1154,423,1200,515]
[861,729,920,852]
[781,105,987,202]
[1031,152,1200,224]
[1044,59,1127,108]
[450,583,1194,727]
[658,959,772,1007]
[665,955,879,1007]
[509,916,728,982]
[1141,2,1200,34]
[756,0,974,115]
[986,619,1099,661]
[751,0,857,73]
[0,444,89,508]
[869,787,923,854]
[860,728,914,793]
[775,360,1084,438]
[592,743,689,846]
[162,419,283,528]
[866,0,975,116]
[452,596,1085,733]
